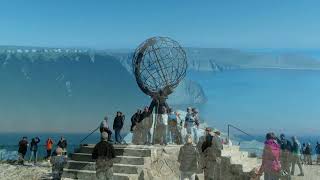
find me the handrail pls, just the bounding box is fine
[79,126,100,144]
[227,124,254,142]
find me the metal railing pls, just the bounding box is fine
[79,126,100,144]
[227,124,254,142]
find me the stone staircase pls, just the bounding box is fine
[219,145,262,179]
[63,144,262,180]
[63,144,151,180]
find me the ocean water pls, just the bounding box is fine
[1,68,320,160]
[188,69,320,135]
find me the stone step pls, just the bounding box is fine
[63,169,139,180]
[79,146,151,157]
[66,160,142,174]
[63,168,96,179]
[71,153,145,165]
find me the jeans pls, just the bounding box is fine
[168,125,178,144]
[114,129,122,143]
[180,171,196,180]
[162,125,168,145]
[47,149,52,159]
[186,122,198,143]
[29,150,38,163]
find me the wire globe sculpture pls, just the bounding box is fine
[132,37,187,98]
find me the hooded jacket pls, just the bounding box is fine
[261,139,281,173]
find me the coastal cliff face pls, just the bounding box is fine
[0,48,206,132]
[185,48,320,72]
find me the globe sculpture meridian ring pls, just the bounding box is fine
[132,36,187,98]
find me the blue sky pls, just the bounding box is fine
[1,0,320,49]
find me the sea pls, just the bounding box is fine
[1,67,320,160]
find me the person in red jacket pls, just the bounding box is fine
[46,138,54,160]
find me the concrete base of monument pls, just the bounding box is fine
[63,144,262,180]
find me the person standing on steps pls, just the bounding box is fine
[185,107,199,144]
[92,132,116,180]
[178,134,200,180]
[140,106,153,145]
[168,108,180,144]
[18,136,28,165]
[100,116,113,142]
[29,137,40,165]
[258,132,281,180]
[50,147,68,180]
[203,130,223,180]
[113,111,124,144]
[290,136,304,176]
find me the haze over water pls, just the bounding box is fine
[189,68,320,135]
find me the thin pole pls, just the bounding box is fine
[80,126,99,144]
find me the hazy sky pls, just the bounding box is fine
[1,0,320,49]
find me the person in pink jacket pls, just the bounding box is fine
[258,132,282,180]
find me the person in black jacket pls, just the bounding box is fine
[113,111,125,144]
[18,137,28,165]
[29,137,40,164]
[57,137,67,156]
[92,132,116,179]
[130,109,141,132]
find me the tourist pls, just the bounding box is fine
[29,137,40,164]
[140,106,153,145]
[192,108,200,143]
[159,106,168,145]
[196,128,212,174]
[301,143,307,164]
[168,108,180,144]
[57,137,68,156]
[18,136,28,165]
[197,127,212,153]
[100,116,113,142]
[131,109,144,144]
[130,109,141,132]
[305,143,312,165]
[203,130,223,180]
[178,134,200,180]
[113,111,124,144]
[148,93,170,144]
[46,137,54,160]
[290,136,304,176]
[185,107,198,144]
[315,142,320,164]
[50,147,68,180]
[278,134,292,175]
[258,132,281,180]
[92,132,116,180]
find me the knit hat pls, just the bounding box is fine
[56,147,63,154]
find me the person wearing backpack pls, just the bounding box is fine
[18,136,29,165]
[258,133,281,180]
[290,136,304,176]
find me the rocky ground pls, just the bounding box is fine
[0,161,319,180]
[0,161,73,180]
